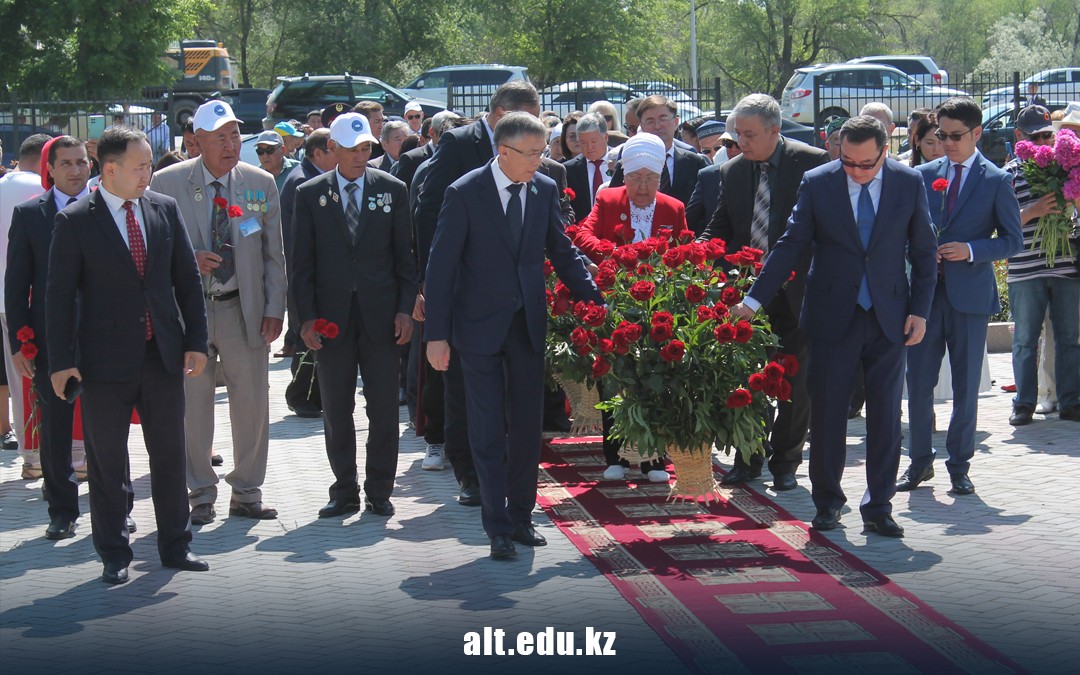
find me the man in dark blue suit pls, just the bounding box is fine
[46,127,210,584]
[733,117,939,537]
[425,113,602,560]
[901,97,1023,496]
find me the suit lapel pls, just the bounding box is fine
[187,159,212,248]
[89,191,140,278]
[38,189,58,226]
[324,174,353,244]
[481,166,516,256]
[829,165,862,249]
[140,194,165,278]
[867,163,896,252]
[476,120,494,161]
[354,171,375,244]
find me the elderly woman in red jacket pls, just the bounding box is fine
[571,133,687,482]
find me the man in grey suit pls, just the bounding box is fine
[149,100,287,525]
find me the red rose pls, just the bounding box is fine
[661,248,684,268]
[614,223,634,242]
[685,284,706,303]
[705,240,725,260]
[628,281,655,301]
[570,326,591,347]
[720,286,742,306]
[686,243,706,266]
[734,320,753,343]
[572,301,589,322]
[776,379,793,401]
[212,196,228,209]
[595,267,616,289]
[16,326,34,342]
[615,247,639,269]
[712,303,730,320]
[613,342,629,355]
[591,356,611,378]
[613,321,643,346]
[714,324,736,343]
[710,269,728,284]
[649,323,673,342]
[553,281,572,300]
[659,340,686,362]
[726,388,753,408]
[696,305,715,323]
[748,372,768,391]
[651,311,674,326]
[635,263,654,276]
[312,318,328,334]
[583,306,607,327]
[574,343,593,355]
[19,342,38,359]
[753,262,763,275]
[656,227,674,241]
[743,247,764,263]
[227,205,244,218]
[552,296,571,316]
[595,240,616,258]
[543,260,554,277]
[323,322,340,339]
[723,252,743,266]
[777,353,800,377]
[586,330,598,346]
[763,378,783,397]
[597,338,614,353]
[764,361,786,381]
[932,178,949,192]
[563,187,576,200]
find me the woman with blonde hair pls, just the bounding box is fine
[588,100,629,146]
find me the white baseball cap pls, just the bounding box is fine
[404,101,423,114]
[193,100,241,132]
[330,113,379,148]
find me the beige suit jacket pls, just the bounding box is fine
[149,158,287,349]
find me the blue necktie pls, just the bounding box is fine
[506,183,523,252]
[856,183,875,310]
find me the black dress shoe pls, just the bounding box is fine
[318,498,361,518]
[772,473,798,491]
[810,508,841,531]
[1009,404,1035,426]
[211,454,224,466]
[863,514,905,537]
[288,402,323,419]
[511,522,547,547]
[1059,404,1080,422]
[949,474,975,495]
[162,551,210,572]
[101,561,129,585]
[364,497,395,516]
[489,534,517,560]
[45,516,77,540]
[720,465,761,485]
[896,465,935,492]
[126,516,137,533]
[458,478,482,506]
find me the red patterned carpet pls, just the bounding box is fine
[537,438,1025,674]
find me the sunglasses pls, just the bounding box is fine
[933,128,974,142]
[839,146,885,171]
[405,114,422,120]
[255,146,279,156]
[721,140,738,149]
[701,147,716,155]
[1026,131,1054,142]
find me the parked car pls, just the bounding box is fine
[847,55,949,86]
[688,111,817,147]
[1,123,59,168]
[982,68,1080,107]
[978,100,1070,166]
[263,74,444,129]
[399,64,529,116]
[215,88,271,133]
[629,82,704,117]
[539,81,701,121]
[780,63,968,126]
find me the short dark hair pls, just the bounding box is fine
[636,95,677,118]
[352,100,384,117]
[399,135,420,155]
[155,150,187,172]
[420,117,432,139]
[839,115,888,150]
[489,80,539,114]
[560,111,583,158]
[935,97,982,130]
[19,133,51,160]
[97,126,148,166]
[303,128,331,154]
[493,111,546,147]
[48,136,86,166]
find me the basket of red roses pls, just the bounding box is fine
[545,260,606,436]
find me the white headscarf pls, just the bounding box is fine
[620,132,665,175]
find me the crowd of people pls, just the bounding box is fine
[0,79,1077,578]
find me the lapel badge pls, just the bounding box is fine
[319,195,327,207]
[620,213,627,221]
[530,184,538,195]
[332,192,340,203]
[194,186,203,202]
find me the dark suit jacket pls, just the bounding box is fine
[279,157,323,260]
[749,159,939,344]
[45,189,208,382]
[6,188,61,361]
[609,145,710,206]
[290,168,418,342]
[391,143,434,190]
[916,154,1023,316]
[684,163,720,236]
[424,164,602,355]
[572,187,687,262]
[563,155,597,223]
[698,138,830,316]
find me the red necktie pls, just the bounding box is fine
[122,201,153,340]
[590,159,603,200]
[945,163,963,217]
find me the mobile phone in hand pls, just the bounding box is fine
[63,376,83,403]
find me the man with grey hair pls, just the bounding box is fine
[860,102,897,156]
[697,93,829,490]
[564,111,609,219]
[424,112,602,560]
[369,120,410,171]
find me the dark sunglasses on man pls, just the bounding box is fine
[255,146,279,156]
[406,113,422,121]
[721,139,739,149]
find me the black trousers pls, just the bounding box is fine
[421,359,445,445]
[81,339,190,566]
[316,296,400,501]
[442,349,478,485]
[32,367,79,521]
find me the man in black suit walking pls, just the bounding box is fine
[290,113,417,519]
[697,93,830,490]
[46,127,210,584]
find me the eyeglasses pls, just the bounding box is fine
[255,146,279,156]
[1026,131,1054,142]
[839,146,884,171]
[639,114,676,128]
[721,140,739,149]
[503,144,545,161]
[405,114,422,120]
[933,128,975,142]
[624,173,661,187]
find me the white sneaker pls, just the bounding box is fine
[421,444,445,471]
[1036,400,1058,414]
[603,465,626,480]
[647,469,671,483]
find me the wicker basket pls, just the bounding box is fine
[666,444,721,504]
[553,373,603,436]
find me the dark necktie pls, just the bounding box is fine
[345,182,360,243]
[659,161,671,195]
[856,184,875,310]
[590,159,603,200]
[945,163,963,217]
[66,197,76,206]
[210,181,234,283]
[750,162,770,252]
[506,183,523,252]
[122,201,153,340]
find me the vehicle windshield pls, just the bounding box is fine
[783,73,806,91]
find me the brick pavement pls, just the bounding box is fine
[1,351,1077,674]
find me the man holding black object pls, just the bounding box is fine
[46,126,210,584]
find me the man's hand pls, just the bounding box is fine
[394,313,413,345]
[51,368,81,399]
[11,351,35,379]
[261,317,284,345]
[1023,193,1062,222]
[300,320,323,351]
[938,242,970,262]
[587,263,599,278]
[427,340,451,371]
[195,250,222,276]
[412,293,425,322]
[904,315,927,346]
[184,352,208,376]
[730,302,755,320]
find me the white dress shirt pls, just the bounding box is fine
[490,159,527,221]
[943,151,979,261]
[53,185,90,213]
[336,169,366,214]
[96,185,147,250]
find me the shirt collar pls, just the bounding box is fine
[953,150,978,170]
[95,184,132,213]
[763,137,784,168]
[482,115,497,153]
[201,161,229,187]
[336,169,364,195]
[55,184,90,206]
[490,157,518,193]
[846,168,883,193]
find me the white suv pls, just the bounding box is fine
[848,56,949,86]
[399,65,529,116]
[983,68,1080,107]
[781,63,968,125]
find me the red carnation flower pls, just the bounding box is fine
[649,322,673,342]
[685,284,706,303]
[714,323,736,343]
[932,178,949,192]
[720,286,742,306]
[651,311,674,326]
[19,343,38,360]
[312,318,328,334]
[734,320,753,343]
[563,187,576,200]
[227,205,244,218]
[659,340,686,363]
[628,281,655,301]
[763,361,786,381]
[748,372,768,391]
[323,322,340,339]
[696,305,715,323]
[726,388,753,408]
[16,326,34,342]
[212,196,228,209]
[591,356,611,378]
